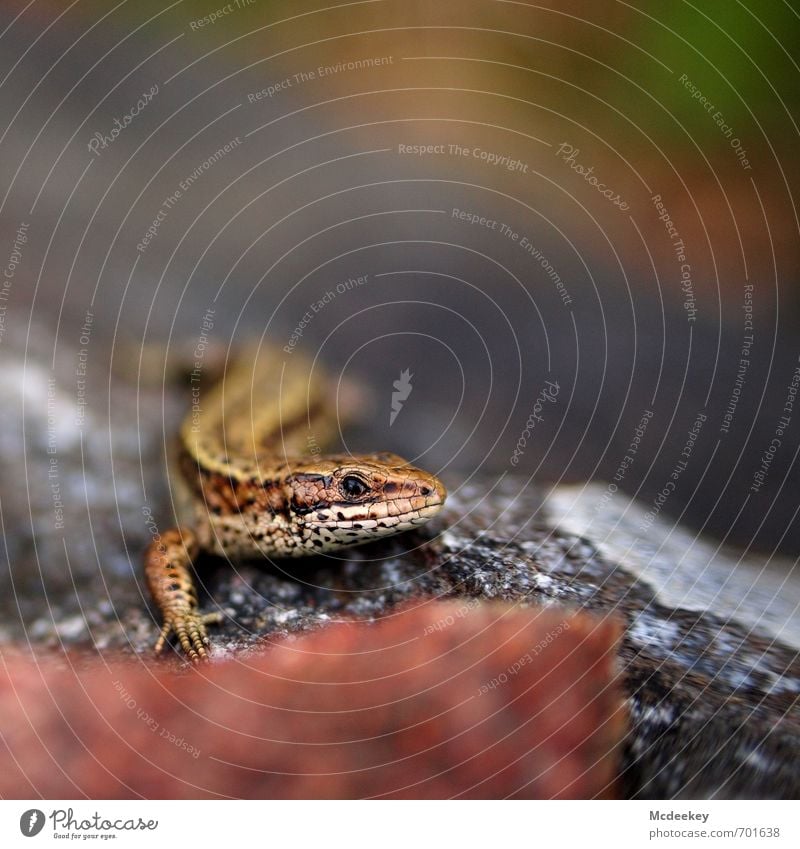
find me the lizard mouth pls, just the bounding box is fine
[306,484,446,540]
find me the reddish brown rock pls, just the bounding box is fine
[0,602,624,799]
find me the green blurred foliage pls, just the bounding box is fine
[625,1,800,142]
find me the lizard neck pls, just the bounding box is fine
[178,441,290,516]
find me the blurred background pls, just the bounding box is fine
[1,0,799,641]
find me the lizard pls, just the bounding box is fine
[144,346,447,662]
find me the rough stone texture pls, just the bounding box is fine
[0,323,178,645]
[545,484,800,799]
[0,604,624,799]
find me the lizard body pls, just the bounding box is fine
[145,347,446,661]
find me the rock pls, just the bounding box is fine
[0,603,624,799]
[545,484,800,798]
[1,325,798,798]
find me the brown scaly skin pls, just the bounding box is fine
[145,350,446,662]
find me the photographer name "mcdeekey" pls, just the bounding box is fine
[650,810,709,823]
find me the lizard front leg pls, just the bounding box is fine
[144,527,222,662]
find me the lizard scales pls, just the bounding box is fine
[145,346,446,662]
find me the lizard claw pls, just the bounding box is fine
[154,611,223,663]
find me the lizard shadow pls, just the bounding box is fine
[192,528,442,643]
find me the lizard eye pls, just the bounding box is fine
[340,475,369,500]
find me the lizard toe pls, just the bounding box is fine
[156,611,215,662]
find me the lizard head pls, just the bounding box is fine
[285,452,446,552]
